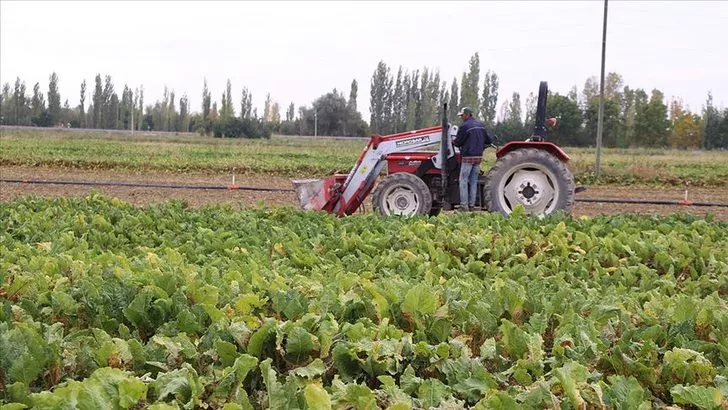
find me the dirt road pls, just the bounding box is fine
[2,166,727,220]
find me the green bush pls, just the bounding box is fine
[212,117,271,139]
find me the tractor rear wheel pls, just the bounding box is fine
[484,148,574,217]
[372,173,433,217]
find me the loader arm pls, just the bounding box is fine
[293,124,457,216]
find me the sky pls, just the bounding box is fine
[1,0,726,123]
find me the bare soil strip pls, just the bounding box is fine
[2,166,726,220]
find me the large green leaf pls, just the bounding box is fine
[29,367,147,410]
[670,384,725,410]
[402,284,438,316]
[304,383,332,410]
[0,323,55,386]
[151,363,202,409]
[553,361,588,409]
[602,375,652,410]
[285,326,317,363]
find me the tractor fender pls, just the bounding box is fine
[495,141,571,162]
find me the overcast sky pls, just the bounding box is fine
[2,1,726,122]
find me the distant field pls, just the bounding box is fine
[1,128,727,187]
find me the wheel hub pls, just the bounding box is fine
[395,195,410,209]
[384,186,419,215]
[500,167,556,214]
[520,184,537,199]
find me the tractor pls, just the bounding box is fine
[293,81,580,217]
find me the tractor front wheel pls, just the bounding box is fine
[484,148,574,217]
[372,173,433,217]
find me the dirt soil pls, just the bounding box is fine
[2,165,727,221]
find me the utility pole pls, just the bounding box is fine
[314,110,318,137]
[595,0,608,178]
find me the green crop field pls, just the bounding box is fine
[1,194,727,409]
[2,128,727,187]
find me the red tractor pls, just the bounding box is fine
[293,81,580,217]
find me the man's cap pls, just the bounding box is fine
[456,107,473,116]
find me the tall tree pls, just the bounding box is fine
[263,93,272,122]
[47,72,61,125]
[225,79,234,118]
[179,93,189,132]
[669,99,701,149]
[425,69,440,127]
[605,72,624,99]
[567,86,578,102]
[392,67,406,132]
[13,78,28,125]
[221,92,228,120]
[618,86,636,147]
[635,89,669,147]
[101,75,117,129]
[137,86,144,131]
[120,85,132,129]
[405,69,419,131]
[369,60,393,134]
[582,76,599,108]
[209,102,219,122]
[240,87,252,120]
[480,70,498,127]
[168,89,176,131]
[286,102,295,122]
[202,78,211,120]
[702,92,722,149]
[524,92,536,132]
[448,77,459,122]
[92,74,103,128]
[0,82,10,124]
[584,97,621,147]
[79,80,86,127]
[299,89,368,137]
[582,73,623,147]
[459,52,480,114]
[546,93,585,146]
[439,80,448,120]
[30,82,47,125]
[716,109,728,149]
[109,93,120,129]
[415,67,429,129]
[508,92,522,125]
[348,79,358,112]
[271,102,281,127]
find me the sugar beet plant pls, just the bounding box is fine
[0,194,727,409]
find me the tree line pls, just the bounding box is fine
[0,73,369,139]
[369,53,728,149]
[2,57,727,148]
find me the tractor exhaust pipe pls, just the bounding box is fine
[533,81,548,141]
[440,103,449,206]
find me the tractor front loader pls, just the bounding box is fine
[293,81,581,217]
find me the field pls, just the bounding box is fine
[1,195,727,409]
[1,128,728,408]
[2,128,728,186]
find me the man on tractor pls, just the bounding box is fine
[453,107,493,211]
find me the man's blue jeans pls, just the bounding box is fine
[459,162,480,209]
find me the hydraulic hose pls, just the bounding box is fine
[2,178,727,207]
[575,197,728,207]
[0,178,295,192]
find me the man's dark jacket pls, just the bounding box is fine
[453,117,492,157]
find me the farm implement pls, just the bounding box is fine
[293,81,583,217]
